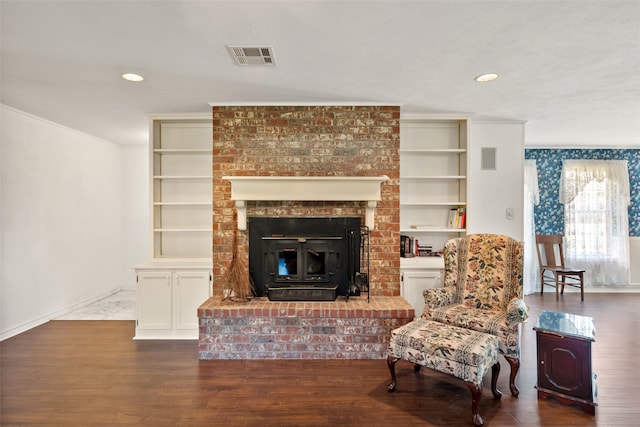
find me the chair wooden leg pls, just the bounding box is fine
[554,272,560,300]
[504,356,520,396]
[491,362,502,400]
[386,355,399,392]
[580,272,584,301]
[466,381,484,426]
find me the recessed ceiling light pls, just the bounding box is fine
[475,73,498,82]
[122,73,144,82]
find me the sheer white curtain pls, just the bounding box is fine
[523,160,540,295]
[560,160,631,285]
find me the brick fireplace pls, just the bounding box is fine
[198,104,413,360]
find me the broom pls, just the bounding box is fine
[221,219,254,302]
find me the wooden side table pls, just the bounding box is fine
[534,310,597,415]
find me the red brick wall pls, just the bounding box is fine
[198,296,414,360]
[212,105,400,297]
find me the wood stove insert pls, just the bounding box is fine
[248,217,363,301]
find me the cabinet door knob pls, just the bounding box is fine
[540,360,545,365]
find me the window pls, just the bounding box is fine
[560,160,631,285]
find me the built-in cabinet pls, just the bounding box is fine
[400,257,442,316]
[399,116,468,311]
[135,265,212,339]
[135,115,213,340]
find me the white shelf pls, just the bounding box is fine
[154,201,212,206]
[154,228,211,232]
[400,202,466,206]
[399,149,466,154]
[401,227,466,233]
[153,149,211,154]
[401,175,466,180]
[153,175,212,180]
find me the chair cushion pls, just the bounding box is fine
[455,234,523,312]
[389,318,499,385]
[421,303,521,358]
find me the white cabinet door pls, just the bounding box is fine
[401,269,442,318]
[173,270,212,331]
[137,271,172,330]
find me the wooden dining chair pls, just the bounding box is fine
[535,234,585,301]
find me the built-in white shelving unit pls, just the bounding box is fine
[400,118,469,254]
[399,116,469,315]
[151,119,213,259]
[134,115,213,339]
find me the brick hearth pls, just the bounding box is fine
[198,296,414,360]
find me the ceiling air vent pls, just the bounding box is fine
[227,45,276,66]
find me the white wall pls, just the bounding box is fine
[467,121,525,240]
[121,145,150,285]
[0,105,147,340]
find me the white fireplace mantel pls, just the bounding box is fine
[222,175,390,231]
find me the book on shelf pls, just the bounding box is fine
[416,243,433,257]
[447,207,466,229]
[401,235,439,257]
[447,208,457,228]
[400,235,414,257]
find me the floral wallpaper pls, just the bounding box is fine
[525,149,639,237]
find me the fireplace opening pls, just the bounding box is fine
[271,237,337,283]
[248,217,366,301]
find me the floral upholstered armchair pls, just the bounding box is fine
[422,233,529,396]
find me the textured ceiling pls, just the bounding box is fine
[1,0,639,147]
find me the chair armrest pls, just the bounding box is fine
[506,297,529,326]
[423,287,453,308]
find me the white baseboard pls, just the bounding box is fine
[530,284,640,294]
[580,284,640,293]
[0,286,134,341]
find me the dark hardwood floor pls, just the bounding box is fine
[2,293,639,426]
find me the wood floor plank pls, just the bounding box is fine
[2,294,640,426]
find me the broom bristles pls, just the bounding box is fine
[221,221,254,302]
[222,256,253,302]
